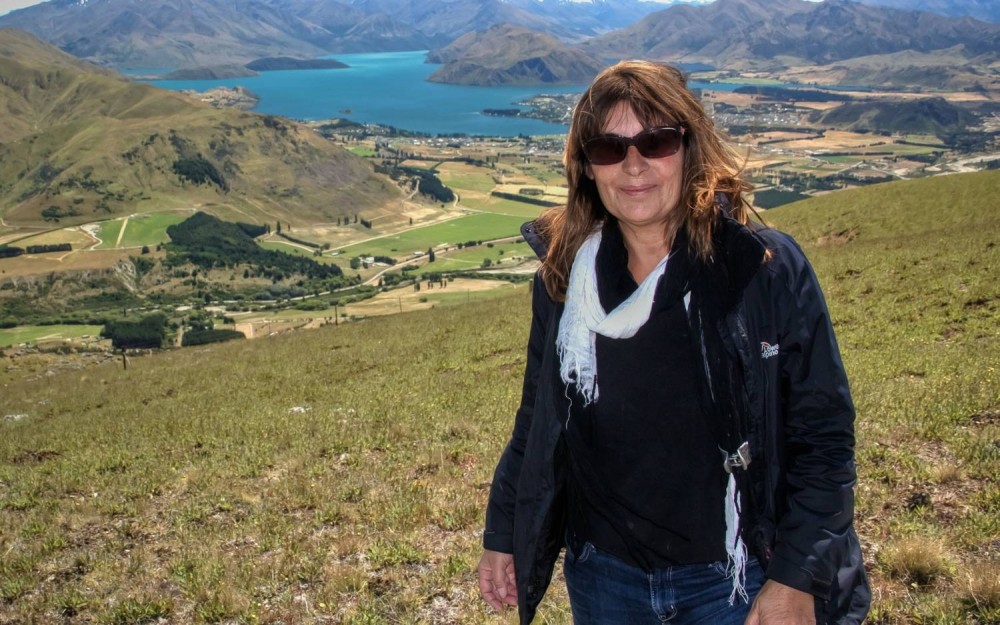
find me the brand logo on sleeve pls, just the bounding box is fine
[760,342,779,359]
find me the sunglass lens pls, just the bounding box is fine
[585,137,626,165]
[637,128,681,159]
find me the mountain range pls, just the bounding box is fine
[0,29,398,227]
[0,0,667,69]
[582,0,999,76]
[1,0,996,90]
[857,0,1000,23]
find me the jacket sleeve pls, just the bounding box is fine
[765,234,858,599]
[483,275,553,553]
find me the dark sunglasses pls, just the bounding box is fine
[582,126,686,165]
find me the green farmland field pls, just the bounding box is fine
[93,219,125,250]
[338,213,527,258]
[415,241,534,275]
[117,212,190,248]
[0,324,104,348]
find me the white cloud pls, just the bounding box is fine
[0,0,44,16]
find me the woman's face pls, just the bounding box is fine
[585,101,684,240]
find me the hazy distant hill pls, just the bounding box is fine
[244,57,347,71]
[160,65,259,80]
[855,0,1000,23]
[583,0,1000,84]
[807,97,979,134]
[0,0,665,70]
[0,29,398,227]
[426,24,606,86]
[0,0,332,69]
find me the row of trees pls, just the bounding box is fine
[0,243,72,258]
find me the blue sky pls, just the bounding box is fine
[0,0,43,16]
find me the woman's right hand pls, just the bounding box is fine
[477,549,518,611]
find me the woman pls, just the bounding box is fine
[477,61,869,624]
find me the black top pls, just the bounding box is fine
[564,223,727,570]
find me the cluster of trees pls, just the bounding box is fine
[101,313,168,349]
[375,164,455,203]
[41,205,82,222]
[28,243,73,254]
[180,311,244,346]
[490,191,559,207]
[166,213,344,284]
[238,223,268,238]
[173,157,228,190]
[277,231,321,249]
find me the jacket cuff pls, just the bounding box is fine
[764,553,833,599]
[483,531,514,554]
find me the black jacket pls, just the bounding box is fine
[483,216,870,624]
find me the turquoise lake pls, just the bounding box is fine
[149,51,742,137]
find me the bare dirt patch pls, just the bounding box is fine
[817,228,860,246]
[0,248,133,276]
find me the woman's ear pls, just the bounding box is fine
[584,163,594,180]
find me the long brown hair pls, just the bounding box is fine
[538,60,754,301]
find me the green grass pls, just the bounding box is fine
[337,213,527,258]
[438,170,497,195]
[459,196,550,220]
[0,170,997,623]
[817,155,861,164]
[346,147,376,157]
[414,242,534,275]
[0,324,104,348]
[94,219,125,250]
[117,212,189,248]
[763,170,1000,621]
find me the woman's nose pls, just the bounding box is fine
[621,145,648,174]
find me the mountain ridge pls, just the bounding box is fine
[0,29,399,227]
[426,24,606,86]
[0,0,665,69]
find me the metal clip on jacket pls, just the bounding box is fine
[724,441,751,473]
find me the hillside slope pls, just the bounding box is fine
[0,0,662,69]
[0,171,996,623]
[0,29,399,227]
[426,24,605,86]
[583,0,1000,87]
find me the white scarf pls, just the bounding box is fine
[556,228,670,406]
[555,226,750,606]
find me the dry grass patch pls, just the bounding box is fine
[879,536,955,587]
[961,560,1000,611]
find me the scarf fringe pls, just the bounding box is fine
[725,471,749,605]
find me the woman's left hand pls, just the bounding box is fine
[745,580,815,625]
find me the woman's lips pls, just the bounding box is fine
[620,184,654,196]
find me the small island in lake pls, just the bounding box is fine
[245,57,348,71]
[160,65,259,80]
[181,86,260,110]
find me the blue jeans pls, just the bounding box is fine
[564,541,765,624]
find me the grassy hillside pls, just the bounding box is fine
[0,171,997,623]
[0,29,399,228]
[807,97,979,134]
